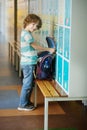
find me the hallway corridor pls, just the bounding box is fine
[0,35,21,86]
[0,35,87,130]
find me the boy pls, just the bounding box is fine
[18,14,55,111]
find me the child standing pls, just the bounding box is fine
[18,14,55,111]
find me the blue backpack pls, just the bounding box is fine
[36,37,55,80]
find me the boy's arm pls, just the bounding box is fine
[31,42,55,54]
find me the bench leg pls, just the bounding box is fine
[44,98,48,130]
[34,84,37,108]
[15,53,19,71]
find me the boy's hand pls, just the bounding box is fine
[49,48,56,54]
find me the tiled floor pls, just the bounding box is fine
[0,35,87,130]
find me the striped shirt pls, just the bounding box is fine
[20,30,38,65]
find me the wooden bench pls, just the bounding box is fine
[8,41,21,77]
[15,41,21,77]
[34,79,68,130]
[8,41,16,66]
[34,79,87,130]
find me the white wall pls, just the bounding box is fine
[70,0,87,97]
[0,0,7,38]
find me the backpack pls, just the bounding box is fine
[35,37,56,80]
[36,54,53,80]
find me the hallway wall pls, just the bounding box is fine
[0,0,7,38]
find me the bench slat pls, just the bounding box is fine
[51,80,68,97]
[36,80,52,97]
[43,81,59,97]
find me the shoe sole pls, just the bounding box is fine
[17,107,35,111]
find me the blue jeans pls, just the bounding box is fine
[19,65,35,107]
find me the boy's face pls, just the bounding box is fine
[26,22,38,32]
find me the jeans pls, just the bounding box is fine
[19,65,35,107]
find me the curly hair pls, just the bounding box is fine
[23,14,42,29]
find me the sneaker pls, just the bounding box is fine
[17,105,35,111]
[28,101,34,106]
